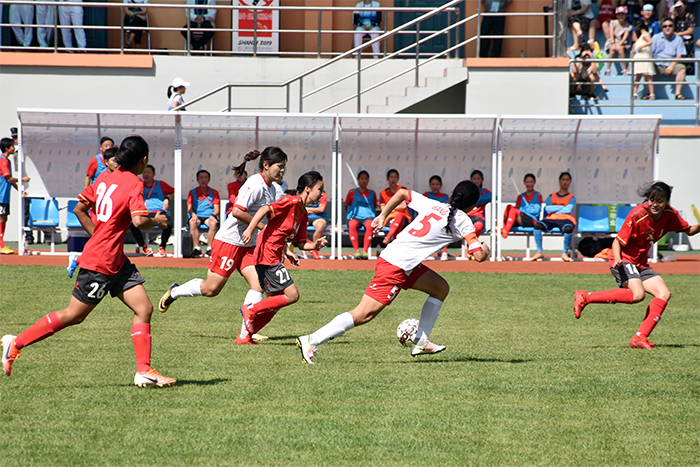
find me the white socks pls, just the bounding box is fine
[309,312,355,348]
[414,297,443,346]
[240,289,265,337]
[171,278,203,299]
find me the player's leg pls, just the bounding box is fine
[469,215,485,237]
[348,218,360,254]
[362,218,373,256]
[189,215,201,253]
[311,218,326,258]
[407,269,448,355]
[205,216,218,254]
[0,214,8,251]
[530,229,544,261]
[242,265,296,334]
[383,213,406,244]
[574,265,643,319]
[631,274,671,348]
[501,205,516,238]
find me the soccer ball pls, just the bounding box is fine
[396,318,419,347]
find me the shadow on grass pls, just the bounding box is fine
[402,356,532,364]
[175,378,230,387]
[656,343,700,348]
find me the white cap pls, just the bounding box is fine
[171,77,191,88]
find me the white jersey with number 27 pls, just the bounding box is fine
[380,191,481,272]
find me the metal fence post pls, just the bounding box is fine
[415,22,420,87]
[253,9,258,57]
[476,0,482,57]
[318,9,322,58]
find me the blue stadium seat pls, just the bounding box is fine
[615,205,634,232]
[578,206,610,234]
[65,200,82,229]
[27,198,60,253]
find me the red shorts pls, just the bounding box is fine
[208,239,255,278]
[364,258,429,306]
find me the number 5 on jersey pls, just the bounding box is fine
[408,213,443,238]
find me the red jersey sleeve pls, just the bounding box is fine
[515,194,522,209]
[129,181,149,218]
[318,191,327,207]
[78,183,96,208]
[615,213,636,247]
[665,207,691,233]
[268,195,292,220]
[160,181,174,197]
[85,157,97,177]
[0,157,11,178]
[345,189,354,207]
[292,208,310,247]
[212,189,220,204]
[186,189,194,205]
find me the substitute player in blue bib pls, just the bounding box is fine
[345,170,378,259]
[424,175,450,260]
[84,136,115,188]
[306,189,328,259]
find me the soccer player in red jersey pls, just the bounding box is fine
[574,182,700,349]
[239,171,328,338]
[296,180,490,364]
[2,136,176,387]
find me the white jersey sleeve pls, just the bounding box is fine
[379,191,479,271]
[215,173,275,246]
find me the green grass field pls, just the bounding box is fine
[1,265,698,466]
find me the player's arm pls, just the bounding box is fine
[683,224,700,236]
[464,231,489,262]
[74,200,95,236]
[476,191,492,206]
[133,212,168,230]
[611,238,623,269]
[4,174,19,190]
[241,205,271,244]
[372,188,411,233]
[231,206,265,231]
[472,242,490,262]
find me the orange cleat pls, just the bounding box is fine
[311,249,321,259]
[2,335,20,376]
[142,246,154,257]
[529,252,544,261]
[561,253,571,262]
[629,334,655,349]
[134,368,176,387]
[573,290,589,319]
[501,228,509,239]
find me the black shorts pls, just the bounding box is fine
[192,214,219,226]
[0,203,9,217]
[255,263,294,295]
[611,262,659,287]
[469,215,485,226]
[72,258,145,305]
[520,215,535,228]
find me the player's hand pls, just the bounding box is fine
[22,177,30,182]
[241,228,253,244]
[286,251,300,268]
[314,236,328,250]
[612,258,623,269]
[371,216,384,234]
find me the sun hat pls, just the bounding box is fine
[642,4,654,11]
[170,78,191,88]
[615,6,628,14]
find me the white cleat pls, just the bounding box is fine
[134,369,176,388]
[296,335,316,364]
[411,341,446,357]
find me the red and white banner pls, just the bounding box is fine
[232,0,279,53]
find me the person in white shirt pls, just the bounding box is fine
[9,2,35,47]
[158,147,290,346]
[167,77,190,111]
[296,180,491,364]
[182,0,217,51]
[353,0,382,58]
[59,0,87,50]
[36,0,56,48]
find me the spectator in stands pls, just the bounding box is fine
[167,77,190,111]
[9,127,34,246]
[617,0,642,24]
[424,175,450,260]
[129,164,174,257]
[36,1,55,48]
[9,2,34,47]
[306,188,329,259]
[353,0,382,59]
[84,136,115,188]
[346,170,377,260]
[632,20,655,99]
[652,17,687,100]
[479,0,512,58]
[0,138,30,255]
[124,0,148,49]
[467,169,491,238]
[378,169,410,249]
[182,0,217,52]
[670,0,696,74]
[570,43,609,99]
[567,0,595,51]
[605,6,633,76]
[501,173,543,239]
[187,169,220,257]
[593,0,616,50]
[59,0,87,50]
[226,167,247,216]
[640,4,661,37]
[532,172,576,262]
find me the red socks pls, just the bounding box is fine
[384,213,406,244]
[348,219,360,252]
[15,312,66,349]
[473,220,485,237]
[0,221,5,248]
[247,294,289,333]
[588,288,635,305]
[362,219,373,253]
[503,205,517,233]
[131,323,152,373]
[637,297,667,338]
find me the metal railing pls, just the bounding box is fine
[569,57,700,125]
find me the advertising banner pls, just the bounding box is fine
[232,0,279,53]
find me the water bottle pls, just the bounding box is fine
[520,50,525,58]
[23,237,28,253]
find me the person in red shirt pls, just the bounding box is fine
[574,182,700,349]
[226,167,247,216]
[187,169,220,257]
[379,169,411,248]
[239,171,328,338]
[345,170,378,259]
[466,169,492,238]
[83,136,115,189]
[1,136,176,388]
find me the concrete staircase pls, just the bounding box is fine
[365,59,467,113]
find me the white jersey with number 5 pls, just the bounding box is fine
[215,172,275,246]
[380,191,481,271]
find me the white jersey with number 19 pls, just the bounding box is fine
[380,191,481,272]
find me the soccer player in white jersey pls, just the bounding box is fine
[296,180,490,364]
[158,147,288,344]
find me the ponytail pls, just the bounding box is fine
[167,86,174,98]
[231,146,288,176]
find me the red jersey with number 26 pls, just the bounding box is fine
[254,195,309,266]
[77,167,149,275]
[613,203,689,269]
[380,191,482,272]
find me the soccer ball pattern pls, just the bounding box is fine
[396,318,419,347]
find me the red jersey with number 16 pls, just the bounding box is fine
[77,167,149,275]
[254,195,309,266]
[613,203,689,269]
